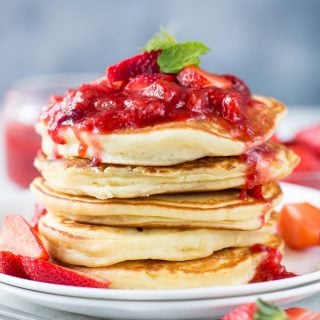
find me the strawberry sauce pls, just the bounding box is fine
[249,244,296,283]
[39,52,266,146]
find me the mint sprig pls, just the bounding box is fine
[157,42,209,73]
[144,27,177,52]
[143,28,210,74]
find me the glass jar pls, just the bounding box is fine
[1,73,99,188]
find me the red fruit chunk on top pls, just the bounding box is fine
[125,73,175,92]
[177,66,232,89]
[21,257,110,288]
[0,251,27,278]
[0,214,49,260]
[206,88,244,123]
[296,124,320,155]
[222,74,251,101]
[106,51,161,82]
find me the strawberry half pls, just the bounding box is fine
[295,124,320,156]
[106,51,161,82]
[0,214,49,260]
[222,303,257,320]
[223,299,288,320]
[21,257,110,288]
[177,66,232,89]
[0,251,26,278]
[285,307,320,320]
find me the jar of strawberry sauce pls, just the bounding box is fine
[2,74,99,188]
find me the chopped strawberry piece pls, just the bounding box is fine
[106,51,161,82]
[285,307,320,320]
[124,73,180,103]
[222,303,257,320]
[0,214,49,260]
[296,124,320,156]
[206,88,244,123]
[286,143,320,171]
[31,204,47,232]
[0,251,26,278]
[21,257,110,288]
[177,66,232,89]
[222,74,251,100]
[125,73,175,92]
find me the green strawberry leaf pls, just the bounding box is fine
[254,299,289,320]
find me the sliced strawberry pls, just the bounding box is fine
[286,142,320,171]
[285,307,320,320]
[223,299,288,320]
[278,203,320,250]
[106,51,161,82]
[222,303,257,320]
[295,124,320,156]
[0,214,49,260]
[0,251,26,278]
[30,204,47,232]
[177,66,232,89]
[21,257,110,288]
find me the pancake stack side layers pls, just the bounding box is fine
[31,34,299,289]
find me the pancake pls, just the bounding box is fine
[36,95,286,166]
[65,234,283,289]
[38,212,278,268]
[31,179,281,230]
[34,142,299,199]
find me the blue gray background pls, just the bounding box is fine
[1,0,320,106]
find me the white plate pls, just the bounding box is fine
[0,183,320,303]
[0,280,319,320]
[0,183,320,320]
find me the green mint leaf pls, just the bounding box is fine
[157,42,209,73]
[254,299,289,320]
[144,27,177,52]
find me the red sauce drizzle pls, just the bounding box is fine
[249,244,296,283]
[239,144,277,200]
[39,71,269,151]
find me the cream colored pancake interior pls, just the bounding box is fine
[39,212,279,268]
[36,95,286,165]
[34,142,298,199]
[31,179,281,230]
[66,234,283,289]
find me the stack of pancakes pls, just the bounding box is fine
[31,95,299,289]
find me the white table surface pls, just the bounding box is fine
[0,106,319,318]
